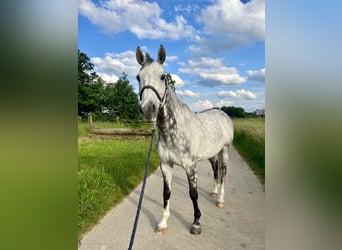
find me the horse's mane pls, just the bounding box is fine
[166,85,194,115]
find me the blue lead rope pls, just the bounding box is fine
[128,127,156,250]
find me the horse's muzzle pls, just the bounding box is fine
[139,101,157,122]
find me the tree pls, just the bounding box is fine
[78,49,98,85]
[221,106,247,118]
[103,73,140,121]
[78,50,103,115]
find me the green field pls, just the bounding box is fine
[78,122,159,238]
[232,118,265,182]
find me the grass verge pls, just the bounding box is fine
[78,126,159,238]
[232,118,265,182]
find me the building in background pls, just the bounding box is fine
[254,109,265,116]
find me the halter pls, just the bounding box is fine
[139,78,168,104]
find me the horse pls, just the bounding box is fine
[136,45,234,235]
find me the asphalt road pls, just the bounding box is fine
[79,146,264,250]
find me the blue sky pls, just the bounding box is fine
[78,0,265,112]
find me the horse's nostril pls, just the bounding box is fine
[152,104,156,113]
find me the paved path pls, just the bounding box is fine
[79,147,264,250]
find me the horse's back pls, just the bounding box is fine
[196,108,234,146]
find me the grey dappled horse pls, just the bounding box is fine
[136,45,234,235]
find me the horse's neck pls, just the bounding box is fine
[157,87,194,139]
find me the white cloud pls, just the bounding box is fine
[197,0,264,41]
[216,99,234,107]
[179,57,246,86]
[166,55,178,62]
[174,3,200,16]
[198,69,246,85]
[247,68,265,83]
[91,50,139,83]
[188,57,222,68]
[79,0,195,40]
[190,0,265,55]
[174,4,192,14]
[217,89,257,100]
[189,36,251,56]
[190,100,214,112]
[170,74,185,88]
[176,89,200,98]
[96,72,119,84]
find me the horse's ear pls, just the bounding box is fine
[136,46,145,65]
[157,45,166,64]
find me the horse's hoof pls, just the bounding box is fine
[210,192,218,199]
[216,201,224,208]
[190,224,202,235]
[155,226,168,235]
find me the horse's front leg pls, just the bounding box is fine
[186,166,202,235]
[156,163,173,235]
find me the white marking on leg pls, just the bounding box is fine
[158,201,170,229]
[211,180,219,197]
[218,146,229,203]
[212,180,219,194]
[157,163,173,232]
[218,181,225,203]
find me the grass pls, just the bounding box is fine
[78,122,159,238]
[232,117,265,182]
[78,122,90,138]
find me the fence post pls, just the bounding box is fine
[88,113,93,129]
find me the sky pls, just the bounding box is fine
[78,0,265,112]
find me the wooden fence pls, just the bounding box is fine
[87,114,152,136]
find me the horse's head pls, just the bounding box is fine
[136,45,167,122]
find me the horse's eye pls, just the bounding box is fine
[161,74,165,81]
[136,75,140,82]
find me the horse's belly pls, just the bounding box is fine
[194,121,232,159]
[197,139,224,159]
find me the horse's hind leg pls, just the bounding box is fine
[217,146,229,208]
[209,156,219,198]
[186,166,202,235]
[156,163,173,235]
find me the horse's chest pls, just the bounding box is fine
[157,132,194,167]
